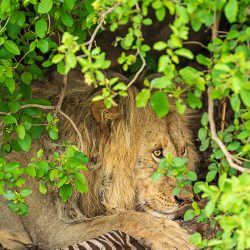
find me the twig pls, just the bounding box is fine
[221,98,226,132]
[182,41,208,49]
[0,16,10,33]
[85,4,120,51]
[212,12,221,40]
[0,104,84,152]
[127,52,146,89]
[13,50,32,69]
[208,88,249,173]
[54,74,67,116]
[207,13,250,173]
[46,13,51,36]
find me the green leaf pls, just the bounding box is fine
[179,66,198,83]
[187,171,197,181]
[175,48,194,59]
[18,134,31,152]
[187,92,202,109]
[193,181,203,194]
[35,19,47,38]
[59,184,72,202]
[20,188,32,197]
[240,89,250,107]
[49,169,59,181]
[73,152,89,164]
[3,190,15,200]
[64,0,76,10]
[136,89,150,108]
[1,0,11,13]
[173,157,188,167]
[4,40,20,55]
[46,113,53,122]
[58,176,68,188]
[151,171,162,182]
[5,77,15,94]
[153,41,167,51]
[184,209,195,221]
[3,115,17,124]
[75,173,88,193]
[245,120,250,130]
[16,178,26,187]
[230,94,240,112]
[26,164,36,177]
[218,173,227,190]
[206,170,217,182]
[155,6,166,21]
[16,125,26,140]
[158,55,171,72]
[36,161,49,177]
[49,128,58,141]
[9,102,20,113]
[196,54,210,66]
[227,141,240,151]
[143,18,152,25]
[21,72,33,85]
[52,54,64,64]
[151,76,172,89]
[18,203,29,216]
[172,187,181,196]
[38,0,53,14]
[5,162,19,173]
[66,52,77,68]
[150,91,170,118]
[37,39,49,53]
[201,112,208,126]
[39,182,47,194]
[224,0,238,23]
[176,99,186,114]
[205,200,215,217]
[198,128,207,141]
[61,11,73,27]
[189,232,202,245]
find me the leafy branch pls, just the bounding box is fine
[207,13,250,173]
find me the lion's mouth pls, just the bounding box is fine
[142,202,192,220]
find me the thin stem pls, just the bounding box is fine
[54,74,67,116]
[182,41,208,49]
[127,52,146,89]
[0,16,10,33]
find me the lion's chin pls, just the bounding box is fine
[143,202,192,220]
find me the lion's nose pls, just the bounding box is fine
[174,196,184,205]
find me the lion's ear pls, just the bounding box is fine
[91,101,119,123]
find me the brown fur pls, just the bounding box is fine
[0,71,197,249]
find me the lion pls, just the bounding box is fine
[0,70,197,250]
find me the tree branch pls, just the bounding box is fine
[85,4,120,51]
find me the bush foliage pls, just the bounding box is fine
[0,0,249,249]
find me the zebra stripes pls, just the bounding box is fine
[58,230,147,250]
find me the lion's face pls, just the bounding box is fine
[133,114,195,219]
[66,83,197,219]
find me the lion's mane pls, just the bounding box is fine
[36,70,197,222]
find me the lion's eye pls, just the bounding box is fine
[153,148,164,159]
